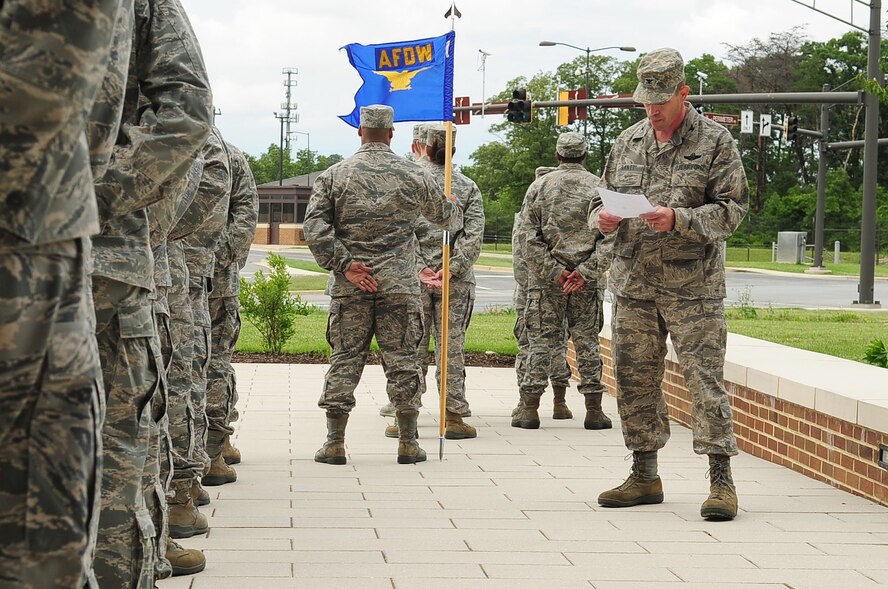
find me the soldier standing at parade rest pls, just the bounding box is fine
[592,48,749,521]
[0,2,122,586]
[513,132,611,431]
[397,124,484,440]
[304,104,462,465]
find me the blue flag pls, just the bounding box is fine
[339,31,455,128]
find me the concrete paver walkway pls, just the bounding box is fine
[159,364,888,589]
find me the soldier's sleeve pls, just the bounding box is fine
[147,157,202,249]
[588,143,620,230]
[418,171,463,232]
[449,180,485,278]
[523,184,564,285]
[672,133,749,241]
[94,0,213,219]
[413,221,436,272]
[0,0,120,242]
[303,169,353,273]
[168,129,230,241]
[575,187,605,281]
[216,148,258,270]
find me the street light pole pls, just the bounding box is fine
[273,112,285,186]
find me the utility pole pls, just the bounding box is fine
[810,84,831,272]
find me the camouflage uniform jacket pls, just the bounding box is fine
[304,142,463,297]
[520,163,605,290]
[150,158,203,291]
[181,127,231,279]
[0,0,123,247]
[414,166,484,285]
[592,105,749,300]
[210,142,258,298]
[91,0,213,289]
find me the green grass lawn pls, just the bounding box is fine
[475,255,514,268]
[725,247,888,277]
[282,258,327,273]
[481,242,513,254]
[236,308,518,356]
[280,258,329,291]
[726,308,888,364]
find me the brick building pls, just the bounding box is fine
[253,172,322,245]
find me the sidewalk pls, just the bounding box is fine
[159,364,888,589]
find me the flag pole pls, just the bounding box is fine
[439,120,454,461]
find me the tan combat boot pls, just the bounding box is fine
[583,393,613,430]
[552,385,573,419]
[701,454,738,521]
[511,393,541,429]
[168,483,208,539]
[222,435,241,465]
[166,540,206,576]
[510,393,525,417]
[202,454,237,486]
[396,409,427,464]
[315,412,348,465]
[190,481,210,507]
[598,451,664,507]
[445,410,477,439]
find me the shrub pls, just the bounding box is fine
[239,253,314,353]
[863,339,887,368]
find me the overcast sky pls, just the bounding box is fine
[178,0,868,167]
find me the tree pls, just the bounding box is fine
[245,144,343,185]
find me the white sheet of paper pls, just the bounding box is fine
[598,187,656,218]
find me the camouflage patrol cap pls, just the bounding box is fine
[425,123,456,148]
[555,132,586,158]
[360,104,394,129]
[633,48,686,104]
[413,124,425,142]
[535,166,556,179]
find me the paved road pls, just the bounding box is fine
[244,247,886,311]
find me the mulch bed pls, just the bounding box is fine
[233,350,516,368]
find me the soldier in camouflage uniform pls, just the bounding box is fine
[90,0,213,585]
[511,166,573,420]
[592,49,748,521]
[304,105,462,465]
[0,2,124,587]
[513,133,610,432]
[410,124,483,439]
[147,157,205,576]
[206,142,258,468]
[183,127,233,489]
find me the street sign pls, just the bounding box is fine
[741,110,754,134]
[759,114,772,137]
[703,112,740,127]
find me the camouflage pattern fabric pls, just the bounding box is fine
[304,142,462,297]
[89,1,212,583]
[187,275,212,476]
[411,160,483,413]
[320,295,424,414]
[611,296,738,456]
[91,278,158,589]
[166,241,203,487]
[416,282,474,414]
[592,102,749,457]
[206,143,257,458]
[0,2,126,587]
[0,240,104,589]
[518,162,606,399]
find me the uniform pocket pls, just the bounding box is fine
[117,306,156,340]
[661,241,706,290]
[45,321,102,387]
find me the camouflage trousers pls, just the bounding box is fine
[166,264,203,491]
[417,281,474,415]
[91,277,159,589]
[0,238,103,589]
[320,294,424,414]
[206,296,240,460]
[612,296,738,456]
[188,274,211,476]
[512,284,571,390]
[522,286,604,399]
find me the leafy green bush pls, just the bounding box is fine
[239,253,313,353]
[863,339,887,368]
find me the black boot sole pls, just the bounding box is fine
[552,413,573,420]
[193,495,210,507]
[169,524,208,539]
[397,454,427,464]
[584,421,613,430]
[171,561,207,576]
[598,492,664,507]
[701,507,736,521]
[201,475,237,486]
[444,431,477,440]
[223,456,241,465]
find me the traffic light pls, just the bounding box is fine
[787,115,799,142]
[507,87,532,123]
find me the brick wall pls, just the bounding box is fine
[253,224,269,245]
[574,337,888,506]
